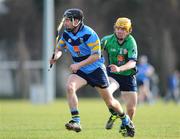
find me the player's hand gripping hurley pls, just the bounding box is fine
[48,17,65,71]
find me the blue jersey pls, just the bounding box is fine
[136,63,151,82]
[57,24,105,73]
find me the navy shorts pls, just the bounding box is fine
[108,70,137,92]
[75,67,109,88]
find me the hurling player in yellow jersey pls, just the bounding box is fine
[101,17,138,137]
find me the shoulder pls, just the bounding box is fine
[101,34,114,42]
[82,25,97,35]
[101,34,114,48]
[125,34,137,47]
[127,35,136,43]
[80,25,100,43]
[102,34,114,40]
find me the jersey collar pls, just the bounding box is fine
[114,34,129,46]
[72,23,84,35]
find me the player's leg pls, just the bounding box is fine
[138,80,151,103]
[144,80,153,103]
[108,77,120,94]
[119,92,137,137]
[96,87,135,137]
[90,68,125,120]
[105,90,137,130]
[96,87,124,115]
[118,75,137,137]
[86,67,134,136]
[65,74,87,132]
[121,91,137,120]
[105,77,120,129]
[137,85,144,103]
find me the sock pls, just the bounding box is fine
[71,108,80,123]
[119,112,126,119]
[119,113,129,125]
[109,108,118,116]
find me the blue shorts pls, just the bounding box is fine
[137,80,144,86]
[137,79,149,87]
[108,71,137,92]
[75,67,109,88]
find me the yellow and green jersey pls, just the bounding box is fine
[101,34,138,76]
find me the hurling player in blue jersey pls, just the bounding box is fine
[50,8,134,136]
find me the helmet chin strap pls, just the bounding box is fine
[66,18,81,32]
[72,18,81,27]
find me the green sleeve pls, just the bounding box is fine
[101,34,113,51]
[101,36,107,50]
[128,37,138,60]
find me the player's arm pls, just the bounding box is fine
[77,53,99,67]
[100,36,109,65]
[50,48,62,64]
[110,38,138,72]
[100,36,107,51]
[100,37,107,54]
[78,33,102,67]
[70,33,101,73]
[50,37,65,65]
[70,52,100,73]
[76,38,101,68]
[109,60,136,72]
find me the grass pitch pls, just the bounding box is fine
[0,98,180,139]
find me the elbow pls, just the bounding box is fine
[132,63,137,68]
[92,53,100,61]
[129,60,136,68]
[132,62,136,68]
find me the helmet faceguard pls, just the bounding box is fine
[114,17,132,33]
[63,8,84,31]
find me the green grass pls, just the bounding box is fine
[0,98,180,139]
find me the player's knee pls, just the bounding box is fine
[107,103,113,108]
[103,97,113,107]
[127,107,136,115]
[106,98,118,108]
[66,83,75,94]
